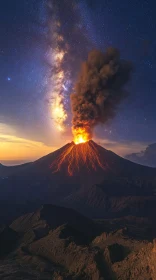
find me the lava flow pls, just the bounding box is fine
[50,140,108,176]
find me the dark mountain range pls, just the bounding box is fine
[0,162,31,178]
[0,140,156,221]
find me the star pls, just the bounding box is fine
[7,77,11,81]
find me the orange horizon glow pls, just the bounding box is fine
[0,123,147,164]
[0,129,56,163]
[0,135,55,161]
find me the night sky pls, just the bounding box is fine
[0,0,156,164]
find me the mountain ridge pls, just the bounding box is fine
[0,140,156,220]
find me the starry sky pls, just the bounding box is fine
[0,0,156,164]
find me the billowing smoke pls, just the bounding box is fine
[71,47,133,139]
[47,0,92,131]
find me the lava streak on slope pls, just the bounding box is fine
[50,140,108,176]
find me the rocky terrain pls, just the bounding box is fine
[1,142,156,279]
[0,204,156,280]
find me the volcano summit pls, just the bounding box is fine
[50,140,109,176]
[47,140,155,178]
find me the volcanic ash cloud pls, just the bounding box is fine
[71,47,133,142]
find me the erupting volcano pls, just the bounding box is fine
[72,127,91,145]
[50,47,133,174]
[70,47,133,145]
[51,140,108,176]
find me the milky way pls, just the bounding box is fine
[1,0,156,152]
[47,0,94,131]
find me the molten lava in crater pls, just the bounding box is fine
[72,127,91,145]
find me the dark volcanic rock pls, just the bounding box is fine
[0,225,18,257]
[10,204,99,239]
[27,224,102,280]
[0,204,156,279]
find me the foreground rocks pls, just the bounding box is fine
[0,205,156,279]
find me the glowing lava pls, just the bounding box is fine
[50,140,108,176]
[72,127,91,145]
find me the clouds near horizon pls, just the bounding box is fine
[0,123,56,164]
[126,143,156,167]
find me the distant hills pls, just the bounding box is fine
[0,162,31,178]
[126,143,156,167]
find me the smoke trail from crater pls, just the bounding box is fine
[71,47,133,139]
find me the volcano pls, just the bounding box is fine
[1,140,156,219]
[34,140,155,177]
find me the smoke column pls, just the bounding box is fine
[47,0,91,132]
[71,47,133,142]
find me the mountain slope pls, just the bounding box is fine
[10,204,99,238]
[31,140,156,177]
[0,162,31,178]
[0,140,156,220]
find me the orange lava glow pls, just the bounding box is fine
[72,127,91,145]
[50,141,107,176]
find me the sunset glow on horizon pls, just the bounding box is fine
[0,123,56,164]
[0,123,147,166]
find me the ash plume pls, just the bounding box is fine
[71,47,133,138]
